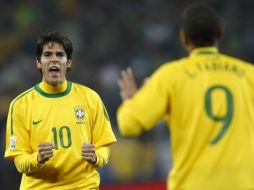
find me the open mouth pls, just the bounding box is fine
[49,66,60,76]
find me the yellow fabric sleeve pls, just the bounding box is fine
[117,102,143,137]
[94,146,110,168]
[14,152,42,174]
[117,64,171,137]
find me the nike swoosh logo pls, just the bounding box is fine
[32,120,43,125]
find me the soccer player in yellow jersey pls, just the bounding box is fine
[4,31,116,190]
[117,3,254,190]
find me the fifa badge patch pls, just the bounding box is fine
[9,136,16,150]
[74,105,85,124]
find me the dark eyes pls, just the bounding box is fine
[57,52,65,57]
[43,52,51,57]
[43,52,66,57]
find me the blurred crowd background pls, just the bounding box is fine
[1,0,254,189]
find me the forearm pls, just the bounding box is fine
[94,146,110,168]
[117,103,143,137]
[14,152,42,174]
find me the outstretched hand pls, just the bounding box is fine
[118,68,138,101]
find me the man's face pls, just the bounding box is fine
[37,41,72,86]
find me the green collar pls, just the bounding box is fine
[34,81,72,98]
[190,47,219,57]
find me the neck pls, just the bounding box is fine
[39,80,68,93]
[187,43,218,54]
[186,45,195,54]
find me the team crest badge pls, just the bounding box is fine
[74,105,85,124]
[74,105,85,120]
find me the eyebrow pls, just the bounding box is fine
[42,50,66,54]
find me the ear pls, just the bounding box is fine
[36,60,41,69]
[180,30,194,53]
[217,26,224,40]
[180,29,188,47]
[67,60,72,69]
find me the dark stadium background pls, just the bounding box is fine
[0,0,253,189]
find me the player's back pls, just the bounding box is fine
[166,47,254,189]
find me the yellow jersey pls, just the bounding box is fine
[5,80,116,190]
[117,47,254,190]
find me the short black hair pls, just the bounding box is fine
[36,31,73,61]
[181,3,222,47]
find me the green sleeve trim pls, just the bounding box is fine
[10,88,34,135]
[102,102,110,121]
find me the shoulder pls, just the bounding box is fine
[220,53,247,63]
[71,82,105,112]
[10,87,35,107]
[222,54,254,66]
[152,57,187,78]
[71,82,101,101]
[159,56,189,70]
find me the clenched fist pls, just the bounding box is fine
[37,142,54,164]
[82,142,97,164]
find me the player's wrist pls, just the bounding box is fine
[37,154,43,164]
[90,154,97,164]
[37,153,46,165]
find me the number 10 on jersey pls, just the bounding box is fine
[51,126,72,150]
